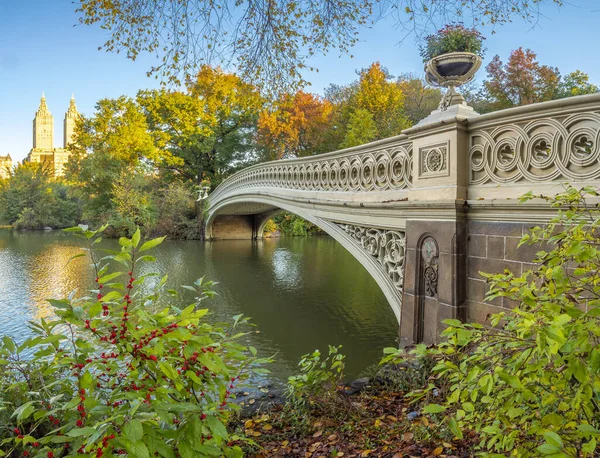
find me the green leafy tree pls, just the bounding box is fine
[66,96,179,227]
[559,70,599,98]
[108,170,158,236]
[340,108,377,148]
[138,65,264,188]
[272,212,324,236]
[397,74,443,124]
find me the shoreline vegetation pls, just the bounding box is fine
[0,187,599,456]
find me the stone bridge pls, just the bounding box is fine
[206,94,600,344]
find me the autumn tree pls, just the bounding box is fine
[482,48,597,111]
[328,63,411,148]
[77,0,565,92]
[257,91,334,159]
[483,48,560,109]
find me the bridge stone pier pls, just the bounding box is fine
[206,94,600,345]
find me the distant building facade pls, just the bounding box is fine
[26,94,80,177]
[0,154,12,179]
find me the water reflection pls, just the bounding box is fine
[0,230,398,382]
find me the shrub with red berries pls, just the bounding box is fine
[0,226,270,457]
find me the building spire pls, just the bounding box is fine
[37,92,50,116]
[64,93,80,149]
[66,94,78,115]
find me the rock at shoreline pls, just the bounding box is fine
[234,387,286,417]
[343,377,371,395]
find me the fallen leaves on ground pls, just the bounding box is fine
[233,388,476,457]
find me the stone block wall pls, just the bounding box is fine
[465,221,539,324]
[210,215,255,240]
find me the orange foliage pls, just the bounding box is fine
[257,91,334,159]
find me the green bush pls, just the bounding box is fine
[387,186,600,456]
[287,345,345,405]
[0,225,270,457]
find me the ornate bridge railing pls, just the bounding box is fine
[206,92,600,344]
[467,93,600,199]
[208,134,413,204]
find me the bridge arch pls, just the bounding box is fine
[206,194,406,322]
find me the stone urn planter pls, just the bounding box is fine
[424,52,482,110]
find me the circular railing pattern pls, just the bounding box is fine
[209,140,413,203]
[469,112,600,184]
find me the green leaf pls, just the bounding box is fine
[543,431,563,449]
[139,236,166,253]
[498,371,523,389]
[578,424,599,436]
[192,445,222,456]
[423,404,446,414]
[124,419,144,442]
[80,371,94,389]
[124,439,150,458]
[155,441,176,458]
[448,417,463,439]
[537,443,562,455]
[206,414,228,439]
[119,237,132,248]
[67,253,87,264]
[1,336,16,353]
[67,427,97,437]
[100,291,123,302]
[88,301,102,318]
[98,272,123,283]
[158,362,179,381]
[13,401,35,421]
[132,228,141,248]
[582,438,597,453]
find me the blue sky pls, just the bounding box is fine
[1,0,599,162]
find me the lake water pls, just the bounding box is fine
[0,230,398,383]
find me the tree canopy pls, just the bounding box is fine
[76,0,564,92]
